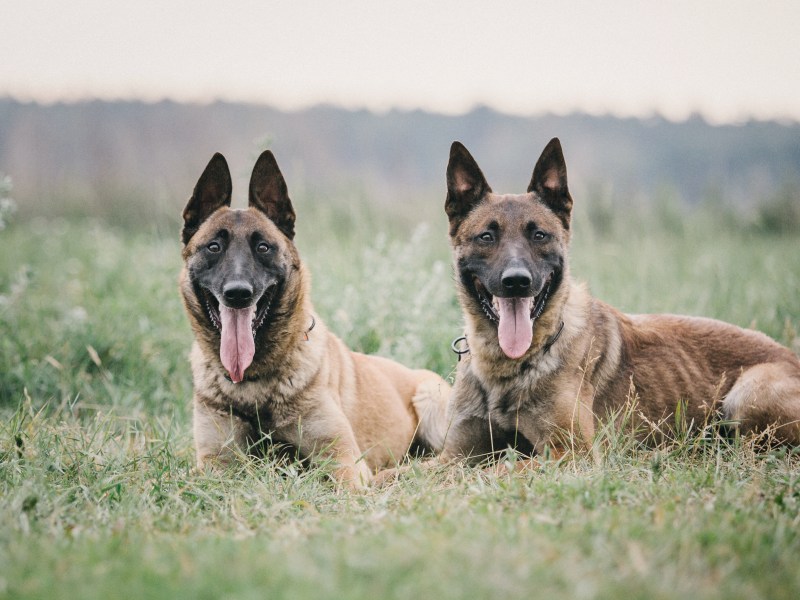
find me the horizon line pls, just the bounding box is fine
[2,94,798,128]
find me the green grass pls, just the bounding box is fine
[1,195,800,599]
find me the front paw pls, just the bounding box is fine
[372,458,442,487]
[484,456,543,477]
[196,452,238,474]
[333,461,372,492]
[371,465,407,487]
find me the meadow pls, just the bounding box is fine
[1,183,799,599]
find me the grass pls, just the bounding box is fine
[1,190,799,599]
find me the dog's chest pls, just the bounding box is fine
[474,348,557,396]
[191,336,323,429]
[485,381,545,425]
[217,375,304,428]
[471,355,560,429]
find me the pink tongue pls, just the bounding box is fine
[219,305,256,383]
[496,297,533,359]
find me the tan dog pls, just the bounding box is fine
[439,138,800,461]
[180,151,449,488]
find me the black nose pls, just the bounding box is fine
[222,281,254,305]
[501,267,532,294]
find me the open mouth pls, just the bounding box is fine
[202,285,277,383]
[472,274,553,359]
[202,286,276,337]
[472,274,552,325]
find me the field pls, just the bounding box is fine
[1,186,800,599]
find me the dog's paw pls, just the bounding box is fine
[196,454,233,475]
[484,457,543,478]
[372,458,444,487]
[332,461,373,493]
[371,465,409,487]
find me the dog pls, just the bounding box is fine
[179,150,449,488]
[439,137,800,462]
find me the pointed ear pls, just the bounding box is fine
[249,150,296,240]
[528,138,573,228]
[445,142,492,236]
[182,153,232,245]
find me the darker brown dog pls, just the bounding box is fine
[439,138,800,461]
[180,151,449,488]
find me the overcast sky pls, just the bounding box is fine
[2,0,799,123]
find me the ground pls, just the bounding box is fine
[1,201,799,599]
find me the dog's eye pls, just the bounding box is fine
[478,232,494,243]
[533,231,547,241]
[256,242,271,254]
[207,242,221,253]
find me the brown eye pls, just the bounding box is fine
[256,242,270,254]
[207,242,221,253]
[533,231,547,241]
[478,232,494,243]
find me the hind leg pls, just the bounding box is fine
[722,361,800,444]
[410,375,451,453]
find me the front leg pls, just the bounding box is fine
[276,401,371,491]
[440,414,500,464]
[511,382,596,465]
[193,398,255,469]
[437,366,501,463]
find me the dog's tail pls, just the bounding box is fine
[411,375,451,453]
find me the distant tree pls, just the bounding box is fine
[757,183,800,234]
[0,174,15,231]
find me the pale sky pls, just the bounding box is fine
[2,0,799,123]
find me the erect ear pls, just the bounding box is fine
[528,138,573,228]
[249,150,296,240]
[445,142,492,236]
[182,153,232,245]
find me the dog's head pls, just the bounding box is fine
[181,150,299,382]
[445,138,572,360]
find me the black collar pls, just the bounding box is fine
[542,320,565,354]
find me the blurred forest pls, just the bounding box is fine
[1,98,799,232]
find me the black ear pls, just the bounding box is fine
[445,142,492,236]
[182,153,232,245]
[249,150,296,240]
[528,138,573,228]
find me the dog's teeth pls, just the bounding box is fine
[481,299,498,323]
[250,299,272,336]
[205,301,221,330]
[531,284,550,320]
